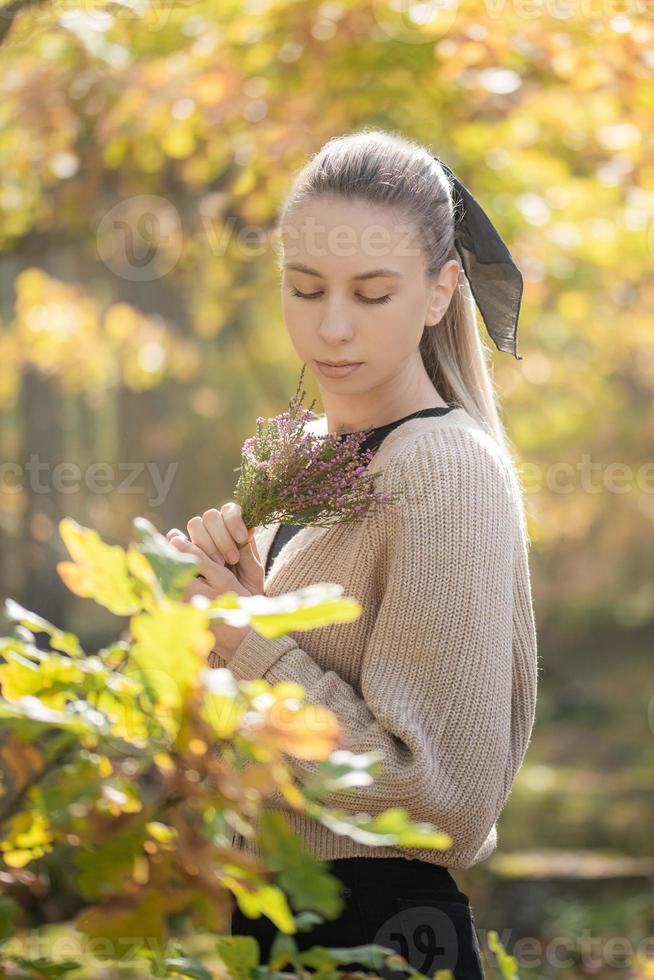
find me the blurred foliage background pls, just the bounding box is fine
[0,0,653,970]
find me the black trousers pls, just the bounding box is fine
[230,856,486,979]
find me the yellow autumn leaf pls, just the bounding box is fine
[0,811,53,868]
[0,652,85,707]
[259,702,342,760]
[57,518,141,616]
[128,601,214,712]
[225,877,296,934]
[2,849,37,868]
[201,691,245,738]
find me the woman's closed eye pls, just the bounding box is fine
[290,286,393,305]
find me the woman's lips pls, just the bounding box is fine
[316,361,362,378]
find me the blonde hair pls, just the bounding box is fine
[276,128,529,528]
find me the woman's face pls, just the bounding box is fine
[280,196,459,396]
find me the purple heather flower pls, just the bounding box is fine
[232,364,398,530]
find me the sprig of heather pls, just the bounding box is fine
[232,365,398,530]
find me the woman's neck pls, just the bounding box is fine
[317,361,448,435]
[323,393,450,435]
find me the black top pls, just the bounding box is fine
[265,405,457,575]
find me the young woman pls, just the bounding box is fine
[167,129,539,979]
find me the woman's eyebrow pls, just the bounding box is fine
[284,262,403,281]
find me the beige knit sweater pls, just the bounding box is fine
[208,408,539,870]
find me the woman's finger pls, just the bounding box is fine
[201,507,241,565]
[219,503,263,591]
[170,536,216,577]
[231,510,263,587]
[173,536,246,595]
[187,515,226,565]
[233,532,264,592]
[249,534,261,563]
[220,502,250,548]
[183,577,216,603]
[169,534,188,553]
[168,524,226,567]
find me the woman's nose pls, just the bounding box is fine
[318,301,355,343]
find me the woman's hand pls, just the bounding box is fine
[165,502,264,662]
[169,539,252,662]
[166,502,264,598]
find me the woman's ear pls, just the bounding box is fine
[426,258,460,326]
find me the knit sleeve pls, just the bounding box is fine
[221,428,537,858]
